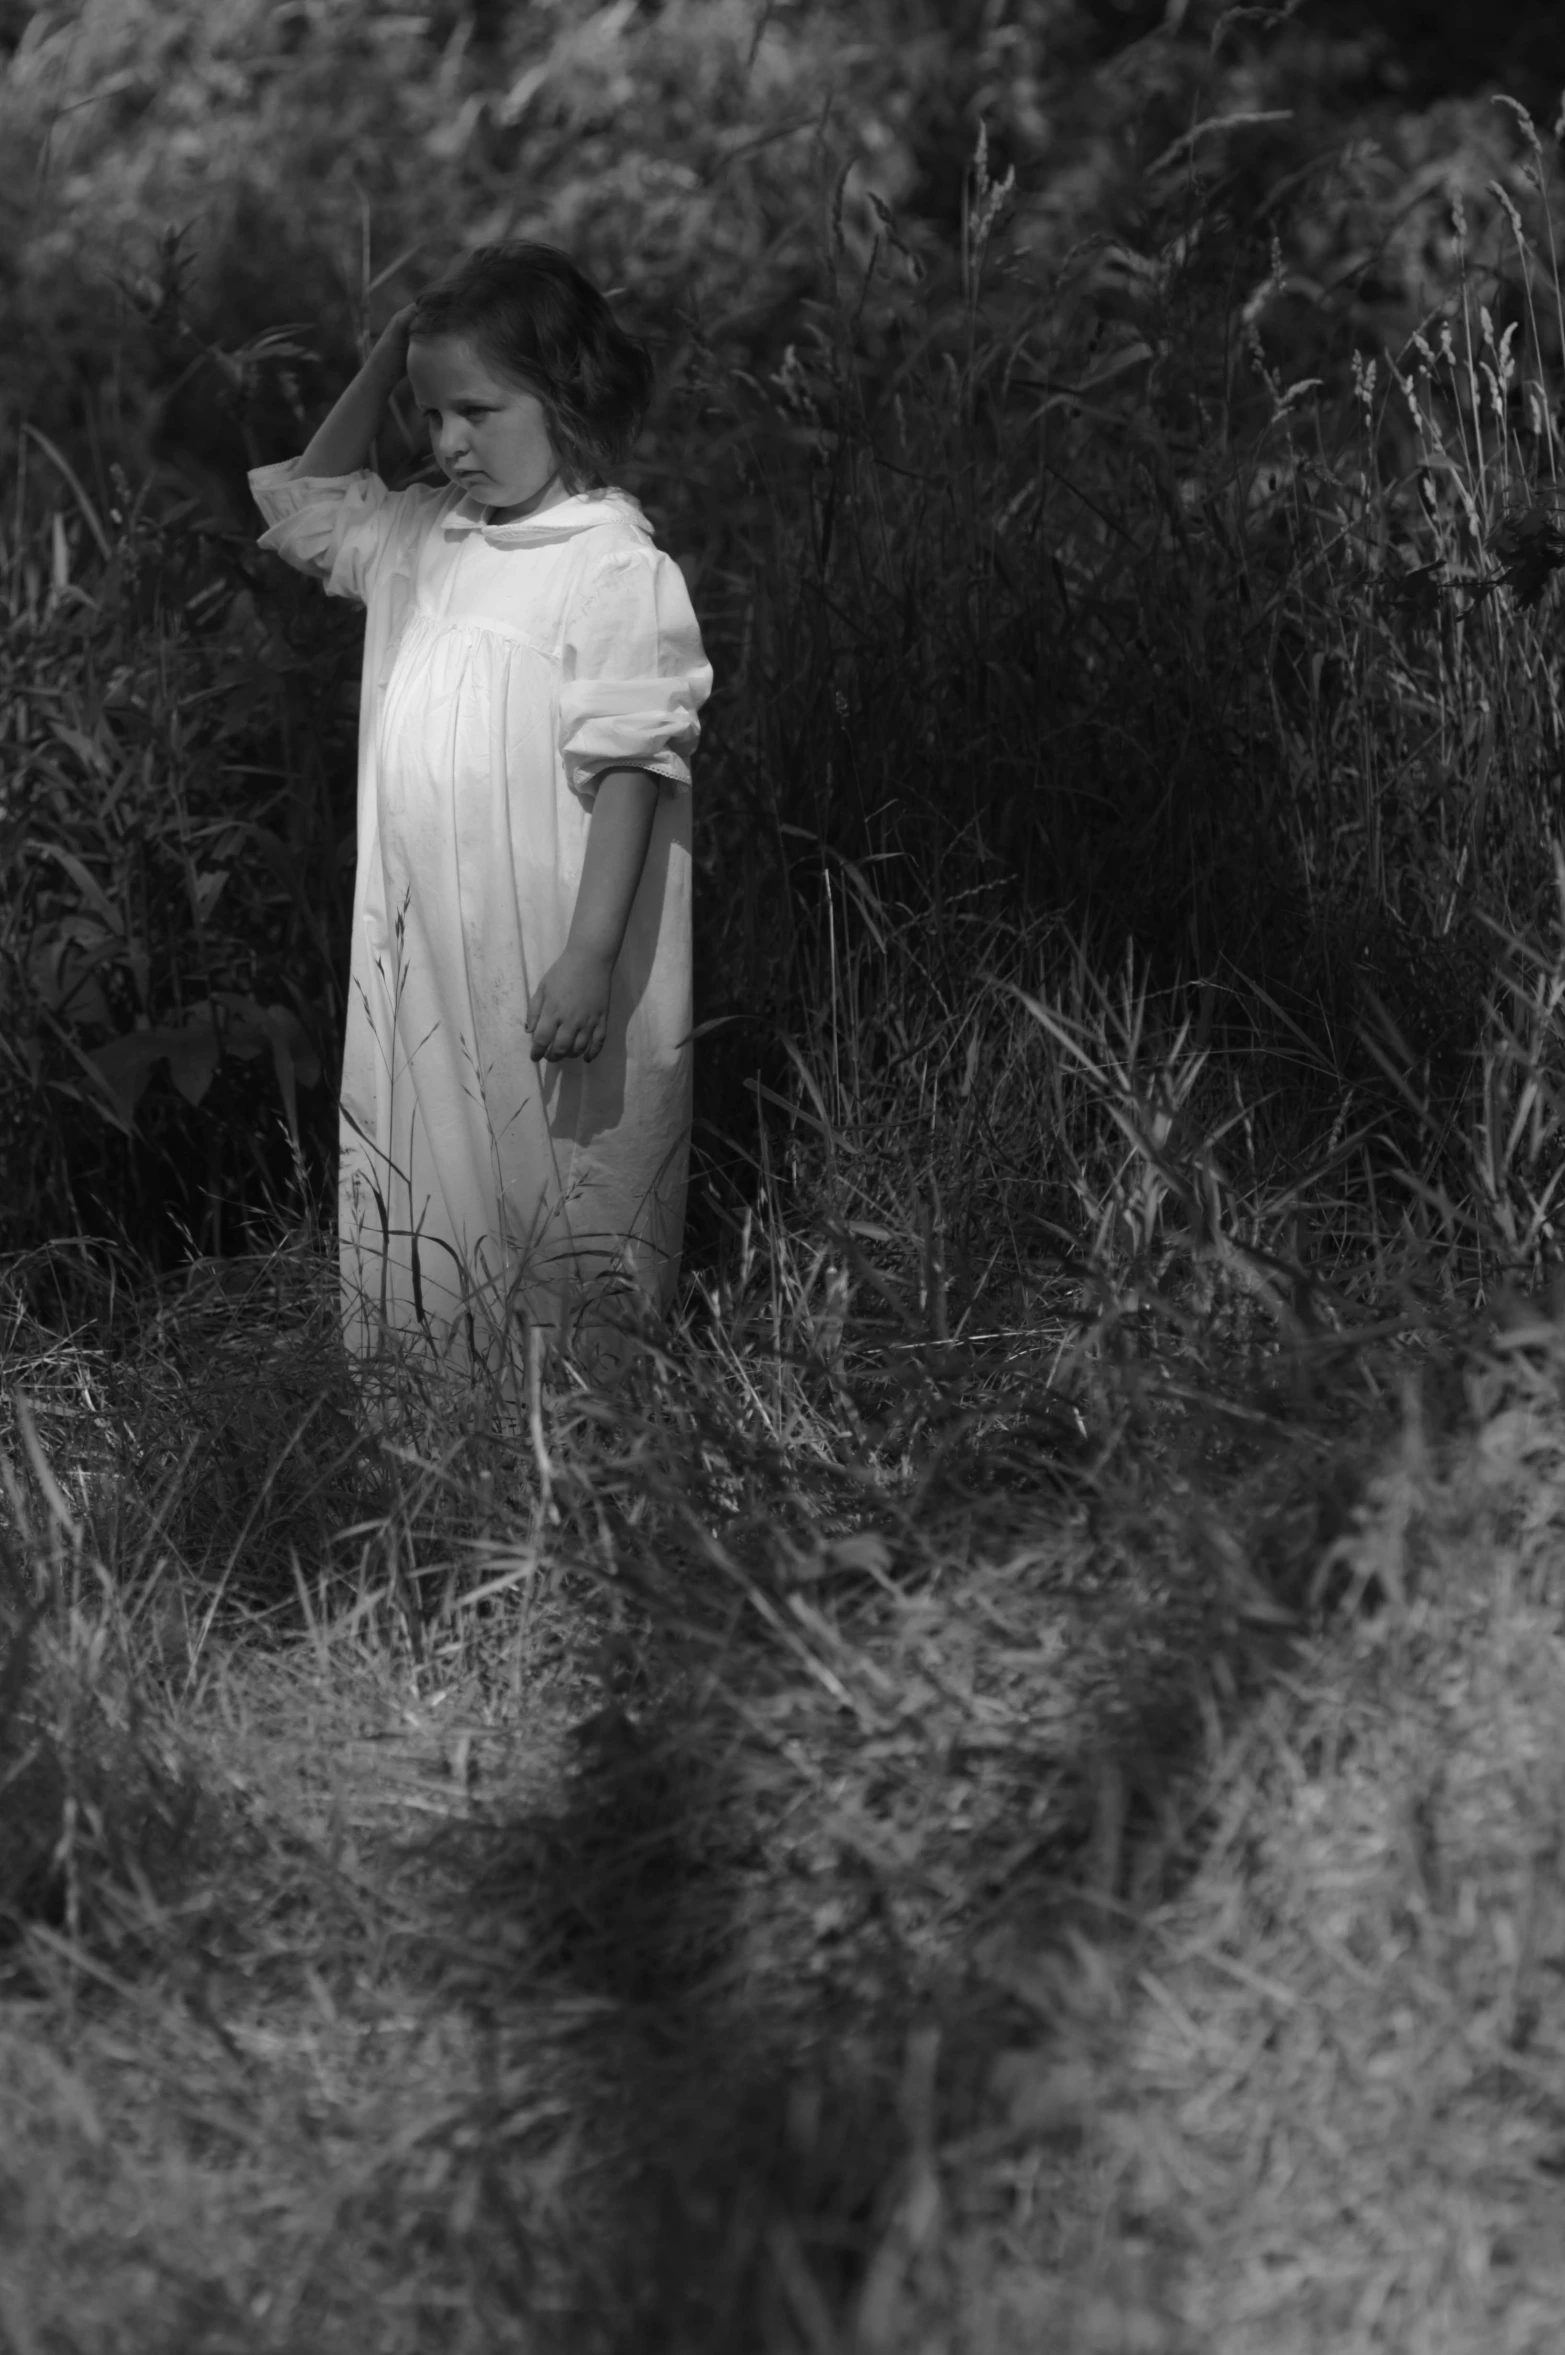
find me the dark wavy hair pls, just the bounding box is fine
[409,243,653,491]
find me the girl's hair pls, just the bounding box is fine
[409,242,653,490]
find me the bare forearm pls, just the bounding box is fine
[525,769,661,1060]
[567,768,661,964]
[297,312,411,477]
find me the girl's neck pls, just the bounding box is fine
[484,470,569,525]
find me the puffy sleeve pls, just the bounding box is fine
[249,460,447,606]
[559,546,713,805]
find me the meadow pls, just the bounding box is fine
[4,2,1565,2348]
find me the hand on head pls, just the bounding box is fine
[376,304,417,377]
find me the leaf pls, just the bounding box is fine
[827,1532,893,1578]
[54,1028,139,1135]
[1382,552,1444,625]
[65,992,323,1140]
[187,866,230,925]
[40,845,121,933]
[163,1028,223,1106]
[1491,502,1565,609]
[49,722,110,776]
[90,1025,219,1118]
[211,994,321,1148]
[257,1002,321,1151]
[22,424,112,561]
[27,918,116,1026]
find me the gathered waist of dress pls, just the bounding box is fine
[396,601,559,665]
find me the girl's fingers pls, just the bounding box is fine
[528,999,607,1063]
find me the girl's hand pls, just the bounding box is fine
[526,947,614,1064]
[296,303,417,476]
[371,303,416,381]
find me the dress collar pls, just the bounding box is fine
[439,487,651,546]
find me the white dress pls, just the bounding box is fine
[249,462,712,1367]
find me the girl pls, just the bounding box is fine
[250,244,711,1374]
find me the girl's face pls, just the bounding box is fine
[406,335,566,521]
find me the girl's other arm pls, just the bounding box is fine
[526,768,661,1063]
[296,308,414,478]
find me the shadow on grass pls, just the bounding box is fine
[412,1689,904,2352]
[0,1243,1374,2353]
[404,1428,1325,2355]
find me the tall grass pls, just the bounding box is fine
[0,460,355,1261]
[5,11,1564,1276]
[670,103,1565,1341]
[7,97,1565,1334]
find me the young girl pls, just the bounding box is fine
[250,244,711,1373]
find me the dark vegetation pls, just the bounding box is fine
[3,0,1563,1269]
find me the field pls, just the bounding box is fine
[4,3,1565,2349]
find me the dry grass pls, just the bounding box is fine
[1109,1355,1565,2355]
[8,911,1565,2348]
[5,1229,1562,2351]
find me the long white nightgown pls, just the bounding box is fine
[249,462,711,1367]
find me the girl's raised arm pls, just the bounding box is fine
[296,307,415,478]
